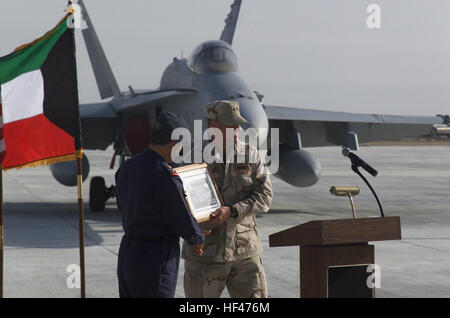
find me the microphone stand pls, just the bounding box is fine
[351,164,385,218]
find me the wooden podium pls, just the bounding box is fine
[269,216,401,298]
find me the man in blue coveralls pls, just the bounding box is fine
[116,112,205,298]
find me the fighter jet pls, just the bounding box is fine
[49,0,449,211]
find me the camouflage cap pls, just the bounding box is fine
[205,100,249,126]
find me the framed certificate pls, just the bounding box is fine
[173,163,223,223]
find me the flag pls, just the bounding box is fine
[0,15,81,170]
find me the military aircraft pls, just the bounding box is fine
[49,0,449,211]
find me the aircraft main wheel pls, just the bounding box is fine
[89,176,107,212]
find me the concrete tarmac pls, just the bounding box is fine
[1,145,449,298]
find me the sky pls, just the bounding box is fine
[1,0,450,116]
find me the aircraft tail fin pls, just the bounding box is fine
[78,0,121,100]
[220,0,242,45]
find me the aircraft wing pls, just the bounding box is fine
[79,102,118,150]
[264,105,448,149]
[112,89,197,113]
[79,89,197,150]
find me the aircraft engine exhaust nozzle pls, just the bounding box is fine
[275,145,321,187]
[49,153,90,187]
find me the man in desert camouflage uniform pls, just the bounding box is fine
[182,100,273,298]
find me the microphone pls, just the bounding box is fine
[342,148,378,177]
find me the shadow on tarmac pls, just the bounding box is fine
[3,202,122,249]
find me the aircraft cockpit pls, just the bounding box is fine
[188,40,238,74]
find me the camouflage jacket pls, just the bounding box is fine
[182,142,273,263]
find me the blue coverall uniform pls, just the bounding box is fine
[115,148,204,298]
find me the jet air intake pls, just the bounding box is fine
[237,100,269,145]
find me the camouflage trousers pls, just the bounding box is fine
[183,255,267,298]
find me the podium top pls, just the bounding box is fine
[269,216,401,247]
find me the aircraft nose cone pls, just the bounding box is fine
[238,100,269,145]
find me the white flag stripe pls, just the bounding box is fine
[1,70,44,124]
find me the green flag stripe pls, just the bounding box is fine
[0,18,68,85]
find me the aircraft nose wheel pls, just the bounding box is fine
[89,176,116,212]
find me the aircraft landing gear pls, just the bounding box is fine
[89,176,116,212]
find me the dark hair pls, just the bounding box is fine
[150,122,171,145]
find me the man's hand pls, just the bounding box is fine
[193,243,204,256]
[209,206,231,225]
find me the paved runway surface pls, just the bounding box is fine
[2,145,449,298]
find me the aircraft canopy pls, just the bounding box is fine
[188,40,238,74]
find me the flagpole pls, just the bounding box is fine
[67,0,86,298]
[76,152,86,298]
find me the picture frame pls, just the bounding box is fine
[173,163,224,223]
